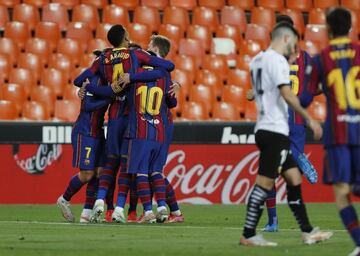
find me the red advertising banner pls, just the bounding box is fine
[0,144,343,204]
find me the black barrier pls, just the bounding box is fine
[0,121,320,144]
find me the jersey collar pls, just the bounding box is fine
[113,47,128,51]
[329,37,351,45]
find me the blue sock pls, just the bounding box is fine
[265,187,277,225]
[84,177,98,209]
[63,174,85,202]
[340,205,360,246]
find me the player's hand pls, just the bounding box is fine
[169,81,181,97]
[111,80,122,94]
[308,119,323,140]
[246,89,255,101]
[118,73,130,85]
[77,79,89,100]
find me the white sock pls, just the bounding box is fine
[145,210,153,216]
[157,206,167,213]
[115,206,124,212]
[81,208,92,216]
[171,210,181,216]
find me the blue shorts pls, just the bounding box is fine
[106,116,128,156]
[121,139,164,174]
[72,129,106,171]
[323,145,360,184]
[289,124,306,160]
[158,123,174,168]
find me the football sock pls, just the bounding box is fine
[128,175,138,213]
[340,205,360,246]
[165,178,180,212]
[136,175,152,212]
[150,172,166,207]
[84,176,98,210]
[265,186,277,225]
[287,185,313,233]
[97,157,120,201]
[106,165,119,211]
[243,185,269,238]
[63,174,85,202]
[116,172,130,208]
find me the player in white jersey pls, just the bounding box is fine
[239,22,333,247]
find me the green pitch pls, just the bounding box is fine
[0,203,357,256]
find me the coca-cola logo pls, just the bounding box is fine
[164,149,287,205]
[13,144,62,174]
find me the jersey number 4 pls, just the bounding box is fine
[136,86,163,115]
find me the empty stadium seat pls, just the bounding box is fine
[174,54,197,84]
[63,85,80,101]
[54,100,80,122]
[178,38,205,67]
[41,68,67,97]
[30,85,56,115]
[0,38,18,67]
[127,23,151,49]
[13,3,40,31]
[0,54,10,82]
[95,23,112,41]
[250,7,275,32]
[52,0,79,8]
[189,84,215,114]
[212,102,238,121]
[141,0,169,10]
[72,4,100,31]
[102,5,130,26]
[304,24,329,50]
[198,0,225,10]
[66,22,93,52]
[341,0,360,11]
[4,22,31,50]
[169,0,196,10]
[42,3,69,31]
[314,0,339,9]
[0,100,18,120]
[257,0,284,10]
[228,0,254,10]
[215,24,243,48]
[134,6,161,33]
[203,54,228,82]
[187,25,212,52]
[25,38,50,66]
[285,0,312,12]
[23,0,50,8]
[211,38,236,66]
[192,6,219,34]
[239,39,261,57]
[220,6,247,34]
[18,53,42,82]
[48,53,73,82]
[308,8,326,25]
[181,101,207,120]
[22,101,50,121]
[57,38,83,67]
[35,22,61,53]
[221,85,246,114]
[1,83,26,115]
[163,6,190,35]
[88,38,109,53]
[236,54,252,71]
[171,68,191,98]
[111,0,139,10]
[9,68,36,96]
[80,53,96,68]
[245,24,270,49]
[158,24,183,46]
[196,69,223,97]
[279,9,305,36]
[0,5,9,31]
[227,68,251,90]
[81,0,107,9]
[1,0,20,8]
[71,67,86,82]
[244,100,257,121]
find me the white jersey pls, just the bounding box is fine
[250,48,290,136]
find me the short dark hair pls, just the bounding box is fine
[276,15,294,26]
[150,35,171,58]
[271,21,299,40]
[107,24,126,47]
[326,7,352,37]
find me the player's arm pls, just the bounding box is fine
[129,69,164,82]
[82,94,111,112]
[135,50,175,71]
[73,58,101,87]
[308,54,323,96]
[166,93,177,109]
[85,83,115,98]
[246,89,255,101]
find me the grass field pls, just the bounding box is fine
[0,203,357,256]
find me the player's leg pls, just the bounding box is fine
[112,168,131,223]
[263,185,278,232]
[80,173,99,223]
[127,174,139,222]
[164,177,184,223]
[136,173,156,223]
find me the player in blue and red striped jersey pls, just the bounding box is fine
[309,8,360,256]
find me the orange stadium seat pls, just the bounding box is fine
[203,54,228,82]
[158,24,183,46]
[88,38,110,53]
[42,3,69,31]
[220,6,247,34]
[66,22,93,52]
[72,4,100,31]
[35,22,61,53]
[212,102,239,121]
[111,0,139,10]
[198,0,225,10]
[13,3,40,32]
[228,0,254,10]
[250,7,275,32]
[279,9,305,36]
[23,0,49,7]
[25,38,50,66]
[0,54,10,82]
[171,68,191,97]
[189,84,215,114]
[52,0,80,8]
[1,83,26,115]
[134,6,161,33]
[216,24,243,48]
[174,54,197,83]
[9,68,36,96]
[80,53,96,68]
[187,25,212,52]
[30,85,56,115]
[181,101,207,120]
[239,39,261,57]
[41,68,67,97]
[308,101,326,122]
[257,0,284,10]
[4,22,31,50]
[304,24,329,50]
[245,24,270,49]
[192,6,219,34]
[314,0,339,9]
[350,10,358,31]
[227,69,251,89]
[0,38,19,67]
[0,0,20,8]
[57,38,83,67]
[63,85,79,101]
[141,0,169,10]
[244,100,257,121]
[285,0,312,12]
[349,25,358,42]
[18,53,42,82]
[196,69,223,97]
[211,38,236,66]
[22,101,50,121]
[95,23,112,41]
[165,39,178,60]
[102,5,130,26]
[221,85,246,114]
[71,67,86,82]
[48,53,73,82]
[342,0,360,11]
[0,100,18,120]
[178,38,205,67]
[170,89,184,115]
[54,100,80,122]
[163,6,190,36]
[308,8,326,25]
[127,23,151,49]
[81,0,108,9]
[0,6,9,31]
[236,54,252,71]
[299,40,320,56]
[169,0,196,10]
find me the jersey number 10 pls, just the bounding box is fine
[136,86,163,115]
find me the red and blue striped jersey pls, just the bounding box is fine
[309,37,360,146]
[288,50,314,128]
[125,66,172,142]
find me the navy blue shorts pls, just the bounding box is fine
[106,116,128,156]
[121,139,164,174]
[323,145,360,184]
[71,129,106,170]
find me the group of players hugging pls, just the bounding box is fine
[57,24,184,224]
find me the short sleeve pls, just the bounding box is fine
[271,56,290,88]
